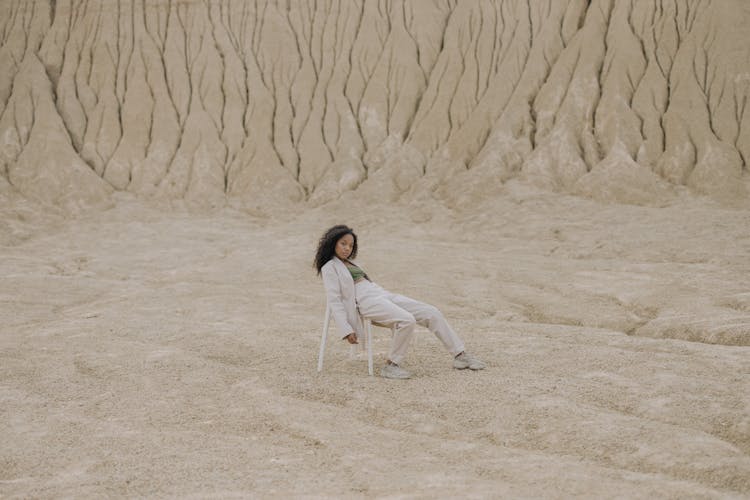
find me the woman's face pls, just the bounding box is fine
[335,233,354,260]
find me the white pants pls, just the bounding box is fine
[354,280,465,365]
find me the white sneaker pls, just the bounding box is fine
[453,352,486,370]
[381,363,412,379]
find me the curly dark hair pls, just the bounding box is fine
[313,225,358,275]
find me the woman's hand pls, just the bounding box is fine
[344,333,358,344]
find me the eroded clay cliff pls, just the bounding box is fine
[1,0,748,212]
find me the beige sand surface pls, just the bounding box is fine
[2,184,749,498]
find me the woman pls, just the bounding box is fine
[314,225,485,379]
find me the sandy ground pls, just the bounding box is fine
[2,183,750,498]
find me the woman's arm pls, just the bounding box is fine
[321,263,356,340]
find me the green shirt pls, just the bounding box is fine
[346,263,367,281]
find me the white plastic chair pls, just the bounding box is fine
[318,304,392,376]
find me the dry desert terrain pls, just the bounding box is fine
[2,0,750,498]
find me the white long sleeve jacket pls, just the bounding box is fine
[321,256,365,340]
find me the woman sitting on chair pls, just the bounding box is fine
[313,224,485,379]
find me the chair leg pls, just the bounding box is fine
[351,314,364,360]
[318,305,330,372]
[320,307,375,376]
[367,320,373,376]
